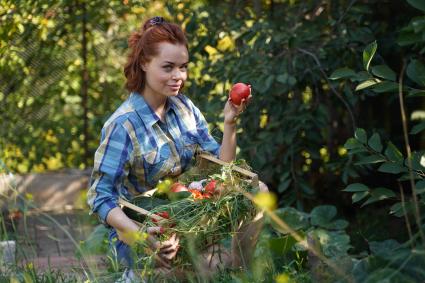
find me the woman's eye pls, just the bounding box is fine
[181,65,188,71]
[163,66,172,71]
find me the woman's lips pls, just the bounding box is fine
[169,85,181,91]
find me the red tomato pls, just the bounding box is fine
[152,211,169,222]
[204,180,217,194]
[170,182,188,193]
[229,83,251,106]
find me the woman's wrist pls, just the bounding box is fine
[224,118,237,127]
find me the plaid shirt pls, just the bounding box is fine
[87,92,221,223]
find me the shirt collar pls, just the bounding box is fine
[129,92,177,128]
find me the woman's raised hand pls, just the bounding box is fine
[223,93,252,125]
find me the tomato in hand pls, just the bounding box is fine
[229,83,251,106]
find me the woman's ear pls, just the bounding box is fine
[141,63,147,72]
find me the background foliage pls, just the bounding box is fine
[1,0,425,281]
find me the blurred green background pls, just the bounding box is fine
[1,0,425,238]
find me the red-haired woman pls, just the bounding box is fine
[87,16,266,281]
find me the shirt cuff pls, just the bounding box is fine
[97,199,119,224]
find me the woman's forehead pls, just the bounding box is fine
[155,42,188,64]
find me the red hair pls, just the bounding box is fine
[124,17,188,94]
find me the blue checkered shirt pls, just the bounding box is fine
[87,92,221,223]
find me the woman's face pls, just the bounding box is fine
[142,42,189,98]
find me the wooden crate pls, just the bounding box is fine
[119,153,259,221]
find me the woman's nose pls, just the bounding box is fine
[172,69,185,80]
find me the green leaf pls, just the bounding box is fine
[311,205,337,227]
[363,41,377,71]
[372,81,399,93]
[406,60,425,87]
[378,162,407,174]
[268,236,297,255]
[344,138,364,150]
[321,219,349,230]
[355,71,372,82]
[355,155,386,165]
[361,187,396,207]
[354,128,367,143]
[371,65,396,81]
[352,191,369,203]
[343,183,369,192]
[313,229,351,257]
[365,269,416,283]
[416,180,425,195]
[369,239,401,258]
[407,89,425,97]
[329,67,356,80]
[355,79,379,91]
[390,201,413,217]
[410,120,425,134]
[368,133,383,152]
[385,142,404,162]
[407,0,425,12]
[272,207,309,234]
[276,73,288,84]
[277,178,291,193]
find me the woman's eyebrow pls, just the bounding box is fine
[163,61,189,65]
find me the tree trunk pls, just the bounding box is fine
[80,0,89,167]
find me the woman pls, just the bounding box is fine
[87,16,263,280]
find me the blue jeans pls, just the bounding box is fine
[109,229,134,268]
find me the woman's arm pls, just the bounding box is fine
[219,121,237,162]
[219,96,251,162]
[106,207,140,235]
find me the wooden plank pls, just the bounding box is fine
[118,198,165,222]
[198,154,259,188]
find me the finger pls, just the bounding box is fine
[159,246,177,255]
[155,267,171,276]
[147,227,164,235]
[246,95,253,104]
[155,255,171,269]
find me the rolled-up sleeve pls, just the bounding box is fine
[189,101,221,158]
[87,122,133,225]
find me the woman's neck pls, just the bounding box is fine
[142,87,167,120]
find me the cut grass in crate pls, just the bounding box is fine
[121,154,261,270]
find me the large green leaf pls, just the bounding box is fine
[343,183,369,192]
[369,239,401,258]
[407,0,425,12]
[406,59,425,87]
[313,229,352,257]
[329,67,356,80]
[272,207,309,234]
[311,205,337,227]
[268,235,297,255]
[363,41,377,71]
[368,132,383,152]
[371,65,396,81]
[365,269,416,283]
